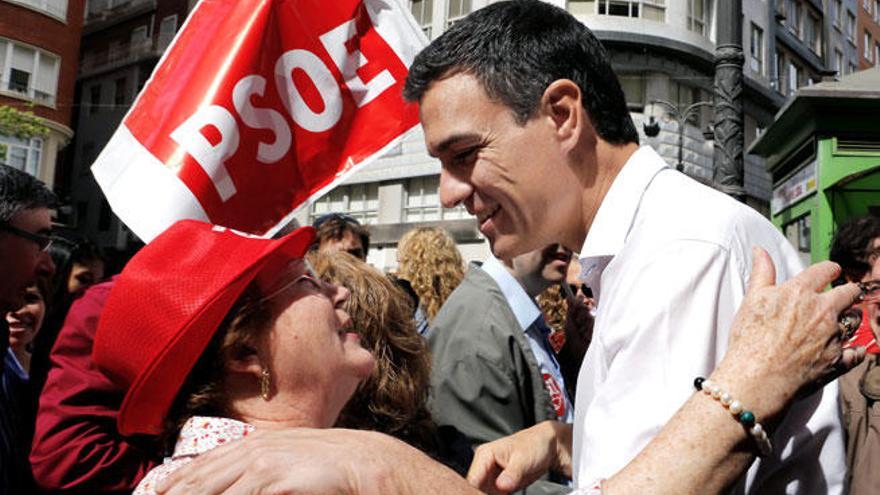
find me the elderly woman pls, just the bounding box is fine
[310,251,472,472]
[92,220,374,494]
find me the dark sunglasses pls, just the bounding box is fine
[0,222,63,252]
[567,283,593,299]
[312,213,362,229]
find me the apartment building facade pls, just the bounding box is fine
[65,0,190,247]
[856,0,880,68]
[0,0,83,188]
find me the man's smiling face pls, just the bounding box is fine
[420,72,583,259]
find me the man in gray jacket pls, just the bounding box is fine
[428,244,577,494]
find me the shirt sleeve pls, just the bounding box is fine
[30,283,159,493]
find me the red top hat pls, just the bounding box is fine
[93,220,315,436]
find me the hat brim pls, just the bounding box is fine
[116,227,314,436]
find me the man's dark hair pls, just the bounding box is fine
[403,0,639,145]
[0,164,58,222]
[311,214,370,258]
[829,215,880,285]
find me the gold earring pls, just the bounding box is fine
[260,368,271,401]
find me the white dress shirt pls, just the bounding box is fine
[572,146,845,493]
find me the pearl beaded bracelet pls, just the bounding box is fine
[694,377,773,457]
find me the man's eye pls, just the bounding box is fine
[452,148,477,164]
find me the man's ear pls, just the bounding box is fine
[541,79,591,151]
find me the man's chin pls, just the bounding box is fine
[488,235,529,260]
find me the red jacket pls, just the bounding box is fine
[30,278,159,493]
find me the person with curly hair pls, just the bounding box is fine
[309,251,471,473]
[396,227,465,324]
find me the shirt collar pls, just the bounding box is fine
[579,146,669,260]
[480,256,541,331]
[172,416,255,458]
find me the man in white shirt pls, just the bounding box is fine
[153,2,852,493]
[402,1,844,492]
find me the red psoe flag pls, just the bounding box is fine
[92,0,425,242]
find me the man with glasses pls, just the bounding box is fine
[311,213,370,261]
[0,164,57,494]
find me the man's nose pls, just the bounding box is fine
[37,250,55,278]
[439,168,473,209]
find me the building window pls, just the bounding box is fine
[568,0,595,16]
[847,12,856,43]
[804,12,821,55]
[788,61,800,95]
[686,0,709,36]
[835,49,844,73]
[876,0,880,22]
[785,0,802,37]
[619,73,645,110]
[310,183,379,225]
[668,80,706,126]
[866,31,873,61]
[131,25,149,45]
[876,42,880,66]
[834,0,843,29]
[114,77,126,107]
[865,0,872,13]
[410,0,433,38]
[848,62,857,74]
[88,84,101,115]
[593,1,666,21]
[446,0,471,27]
[0,39,60,106]
[0,134,42,178]
[774,49,785,92]
[404,175,468,223]
[6,0,67,19]
[158,15,179,51]
[750,23,764,75]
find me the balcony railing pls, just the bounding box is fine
[79,37,161,76]
[85,0,156,23]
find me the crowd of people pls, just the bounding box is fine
[1,1,878,494]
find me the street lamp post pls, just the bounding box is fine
[712,0,746,200]
[643,99,713,172]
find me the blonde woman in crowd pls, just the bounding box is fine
[396,227,465,323]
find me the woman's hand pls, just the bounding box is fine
[713,247,865,421]
[156,428,477,495]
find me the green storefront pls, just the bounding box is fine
[750,69,880,265]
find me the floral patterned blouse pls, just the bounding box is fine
[134,416,254,495]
